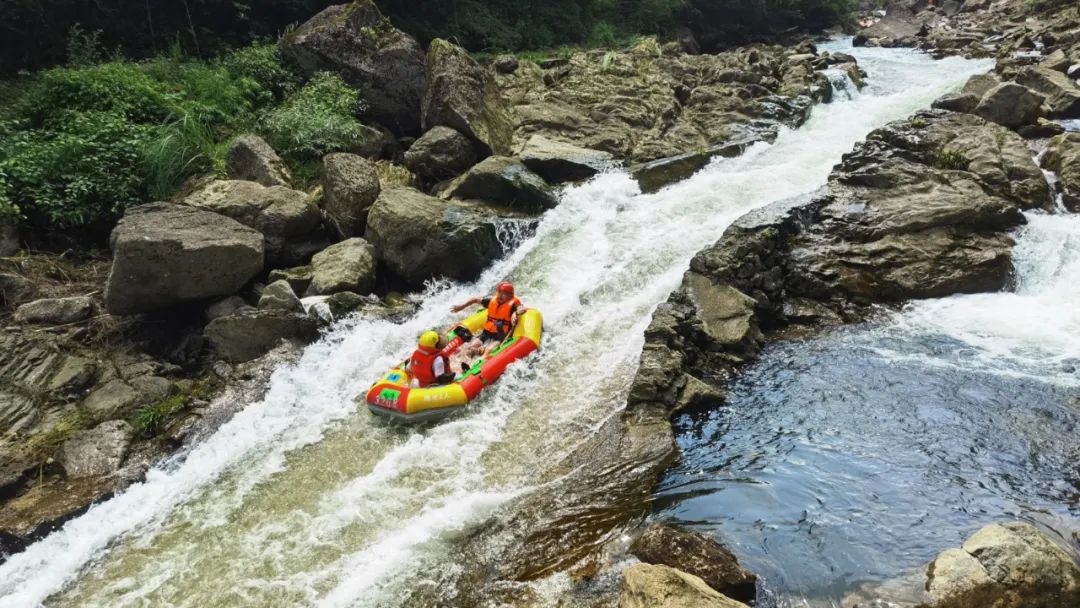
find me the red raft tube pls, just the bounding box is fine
[365,308,543,422]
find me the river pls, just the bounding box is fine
[0,42,999,607]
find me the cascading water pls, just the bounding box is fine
[0,44,995,607]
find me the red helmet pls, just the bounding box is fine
[496,281,514,295]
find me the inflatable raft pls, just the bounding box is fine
[365,308,543,422]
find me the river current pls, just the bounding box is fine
[0,43,1016,607]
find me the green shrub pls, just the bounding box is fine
[132,393,187,436]
[260,72,368,161]
[932,148,971,171]
[222,42,302,100]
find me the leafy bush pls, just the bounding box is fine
[132,393,187,436]
[933,148,971,171]
[221,42,302,100]
[260,72,368,161]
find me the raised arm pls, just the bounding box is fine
[450,296,483,313]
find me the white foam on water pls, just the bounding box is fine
[0,44,993,608]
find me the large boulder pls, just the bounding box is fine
[518,135,614,183]
[441,156,558,212]
[225,134,291,187]
[924,522,1080,608]
[974,83,1044,128]
[280,1,426,135]
[1015,67,1080,118]
[931,93,979,114]
[60,420,134,479]
[14,296,94,325]
[1042,133,1080,211]
[306,237,377,296]
[961,73,1001,98]
[631,524,757,603]
[105,203,264,315]
[184,180,324,267]
[422,39,514,156]
[620,563,750,608]
[364,188,504,287]
[403,126,478,183]
[204,308,318,362]
[322,153,381,238]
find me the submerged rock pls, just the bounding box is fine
[105,203,264,315]
[1042,133,1080,211]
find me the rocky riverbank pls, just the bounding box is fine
[0,0,863,570]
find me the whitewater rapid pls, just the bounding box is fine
[0,43,993,607]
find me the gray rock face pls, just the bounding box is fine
[204,308,318,362]
[306,238,377,296]
[280,1,425,135]
[620,563,751,608]
[258,280,303,313]
[975,83,1044,127]
[925,522,1080,608]
[422,39,514,156]
[61,420,134,479]
[631,524,757,603]
[1,220,18,256]
[183,180,323,267]
[105,203,264,315]
[225,134,291,187]
[1042,133,1080,211]
[1016,67,1080,118]
[441,156,558,212]
[322,153,381,238]
[0,272,35,308]
[364,188,504,287]
[14,296,94,325]
[961,73,1001,98]
[267,265,314,296]
[518,135,614,183]
[403,126,478,183]
[205,295,248,322]
[931,93,980,114]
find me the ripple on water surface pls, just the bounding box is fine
[655,327,1080,605]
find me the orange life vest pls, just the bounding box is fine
[408,347,447,387]
[484,295,521,335]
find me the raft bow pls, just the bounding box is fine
[365,308,543,422]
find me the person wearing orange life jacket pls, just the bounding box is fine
[407,330,456,388]
[450,282,527,357]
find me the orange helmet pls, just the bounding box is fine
[496,282,514,295]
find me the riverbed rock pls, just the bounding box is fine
[631,524,757,603]
[60,420,134,479]
[280,1,425,134]
[1042,132,1080,211]
[105,203,264,315]
[13,296,94,325]
[518,135,614,183]
[962,73,1001,98]
[403,126,478,183]
[322,153,380,238]
[441,156,558,212]
[924,522,1080,608]
[257,280,303,313]
[267,265,314,296]
[204,308,318,362]
[1015,67,1080,118]
[974,83,1044,127]
[305,238,377,296]
[364,188,505,287]
[684,273,761,353]
[225,134,291,187]
[0,272,35,308]
[932,93,979,114]
[620,563,751,608]
[423,39,514,156]
[183,180,324,267]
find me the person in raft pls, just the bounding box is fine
[450,281,527,359]
[407,330,456,388]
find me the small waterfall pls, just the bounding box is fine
[822,68,860,102]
